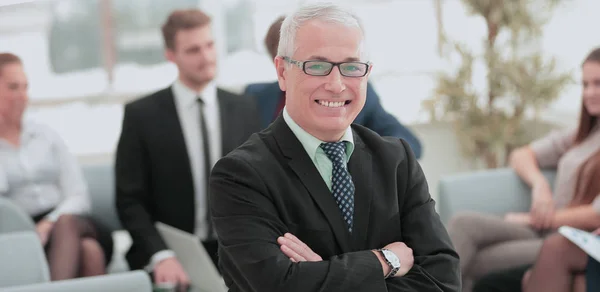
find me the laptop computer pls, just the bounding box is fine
[558,226,600,262]
[155,222,228,292]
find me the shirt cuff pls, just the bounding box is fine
[44,210,61,222]
[145,250,176,272]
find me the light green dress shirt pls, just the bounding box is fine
[282,108,354,191]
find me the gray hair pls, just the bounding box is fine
[277,2,367,60]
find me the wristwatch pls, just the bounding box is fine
[377,249,401,279]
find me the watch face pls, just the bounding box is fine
[382,250,401,268]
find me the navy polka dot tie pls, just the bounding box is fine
[320,142,354,233]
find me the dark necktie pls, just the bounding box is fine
[198,97,214,239]
[320,142,355,233]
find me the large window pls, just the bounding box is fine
[0,0,595,156]
[1,1,203,103]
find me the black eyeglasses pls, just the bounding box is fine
[283,56,370,77]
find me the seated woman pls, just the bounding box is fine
[0,53,113,280]
[447,47,600,292]
[522,230,599,292]
[473,229,600,292]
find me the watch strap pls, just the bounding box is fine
[376,249,398,279]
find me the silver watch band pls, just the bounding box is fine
[376,249,397,279]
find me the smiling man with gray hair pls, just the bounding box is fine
[209,3,460,291]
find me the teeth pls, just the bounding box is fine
[318,100,345,108]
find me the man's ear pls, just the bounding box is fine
[164,49,175,63]
[274,56,287,91]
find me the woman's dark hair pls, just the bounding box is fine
[570,47,600,207]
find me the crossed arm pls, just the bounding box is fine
[210,158,388,291]
[209,143,460,291]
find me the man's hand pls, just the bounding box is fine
[522,268,533,289]
[277,234,417,278]
[530,181,555,230]
[504,212,532,226]
[35,220,54,246]
[154,257,190,290]
[278,233,323,262]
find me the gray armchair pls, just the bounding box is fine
[1,163,121,234]
[0,230,150,291]
[82,163,121,232]
[81,162,130,273]
[0,198,36,234]
[0,271,152,292]
[0,231,50,288]
[437,168,557,225]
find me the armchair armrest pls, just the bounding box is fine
[0,198,36,234]
[437,168,557,224]
[0,231,50,288]
[0,271,151,292]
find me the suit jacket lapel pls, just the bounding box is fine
[271,117,352,252]
[157,88,196,221]
[158,87,193,177]
[348,131,373,249]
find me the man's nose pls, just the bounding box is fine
[592,85,600,96]
[16,88,27,100]
[198,48,214,62]
[584,85,598,98]
[324,66,345,93]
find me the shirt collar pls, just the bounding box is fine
[172,78,218,109]
[0,120,38,148]
[282,107,354,162]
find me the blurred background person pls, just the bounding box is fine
[473,228,600,292]
[448,47,600,292]
[0,52,113,281]
[471,46,600,292]
[244,15,423,158]
[115,8,260,288]
[521,229,598,292]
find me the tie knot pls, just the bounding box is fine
[320,142,347,164]
[197,96,205,106]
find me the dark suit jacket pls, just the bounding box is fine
[244,81,423,158]
[209,117,460,292]
[115,86,261,270]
